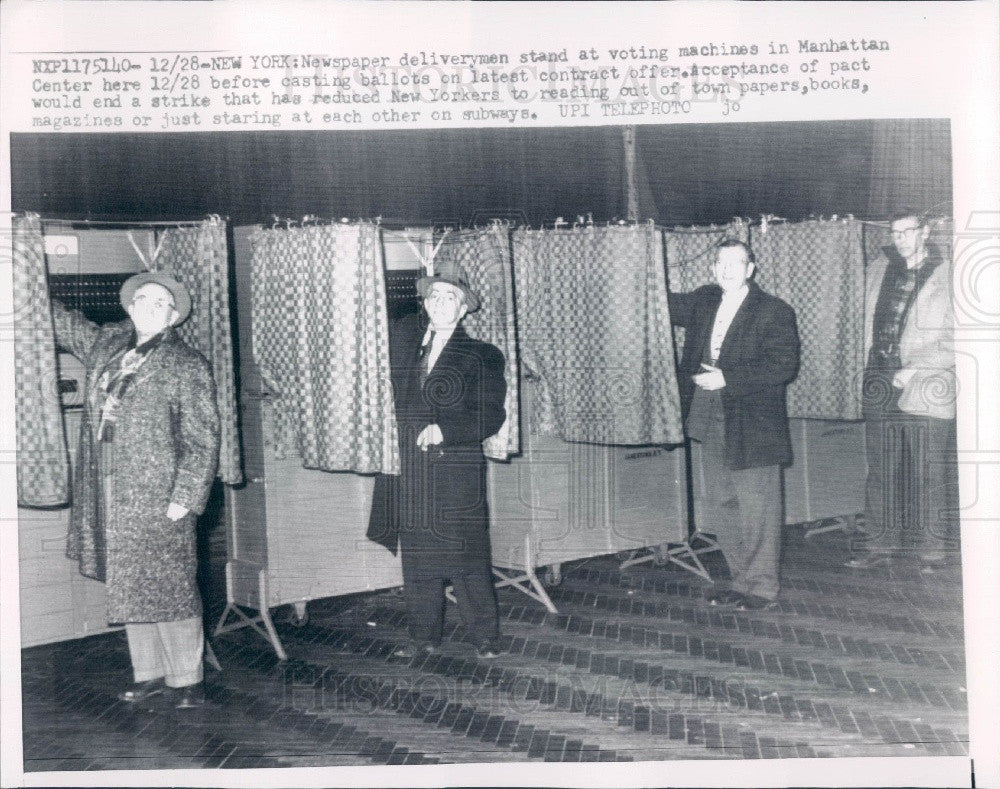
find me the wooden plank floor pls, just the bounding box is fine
[21,522,966,770]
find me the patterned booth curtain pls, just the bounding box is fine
[12,214,71,506]
[250,223,399,475]
[863,220,892,269]
[433,225,519,460]
[664,221,750,293]
[750,219,866,421]
[156,218,243,484]
[512,224,684,446]
[663,221,750,358]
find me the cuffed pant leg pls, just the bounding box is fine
[156,616,204,688]
[732,464,782,601]
[450,567,500,645]
[125,622,167,683]
[404,577,446,645]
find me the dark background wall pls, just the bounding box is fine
[11,119,951,226]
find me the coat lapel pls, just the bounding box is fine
[717,283,761,365]
[118,329,180,395]
[690,288,721,365]
[428,325,468,377]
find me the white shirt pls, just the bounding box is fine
[422,326,455,372]
[708,285,749,363]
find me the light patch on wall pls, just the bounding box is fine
[43,234,79,258]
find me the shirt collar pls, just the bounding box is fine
[720,284,750,302]
[422,325,456,346]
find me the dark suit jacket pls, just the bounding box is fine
[669,281,800,470]
[367,312,506,576]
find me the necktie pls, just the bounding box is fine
[421,331,436,381]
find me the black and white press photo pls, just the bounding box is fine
[2,2,998,787]
[6,119,972,775]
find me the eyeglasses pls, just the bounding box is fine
[132,294,175,310]
[890,226,921,239]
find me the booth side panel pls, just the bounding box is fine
[609,444,688,548]
[800,419,866,521]
[228,225,270,608]
[264,458,402,605]
[691,418,866,529]
[491,382,687,570]
[488,459,538,571]
[231,224,403,611]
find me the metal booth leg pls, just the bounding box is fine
[204,639,222,672]
[619,533,720,583]
[213,562,289,661]
[490,534,559,613]
[804,512,861,539]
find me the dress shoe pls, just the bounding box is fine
[392,642,437,659]
[706,590,744,607]
[117,678,166,703]
[844,552,892,570]
[476,641,501,659]
[918,553,955,575]
[736,594,779,612]
[174,683,206,709]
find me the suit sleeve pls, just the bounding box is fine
[720,300,801,396]
[50,299,103,362]
[169,354,221,515]
[438,344,507,447]
[667,292,696,327]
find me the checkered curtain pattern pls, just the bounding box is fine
[13,214,71,506]
[432,226,519,460]
[250,223,399,475]
[511,224,684,446]
[863,221,892,269]
[750,219,867,421]
[664,221,750,293]
[156,219,242,484]
[664,222,750,360]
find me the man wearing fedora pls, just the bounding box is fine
[368,269,507,659]
[51,272,219,708]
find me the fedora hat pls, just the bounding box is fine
[120,271,192,325]
[416,271,481,313]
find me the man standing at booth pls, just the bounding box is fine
[669,240,800,611]
[850,210,958,572]
[368,269,507,658]
[51,272,220,708]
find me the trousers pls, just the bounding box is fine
[693,403,783,601]
[403,567,500,646]
[863,407,959,560]
[125,615,204,687]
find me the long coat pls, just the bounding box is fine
[51,301,220,623]
[669,281,800,470]
[367,312,506,578]
[863,245,956,420]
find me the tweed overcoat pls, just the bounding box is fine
[669,281,800,470]
[863,245,956,420]
[367,312,506,578]
[51,301,220,623]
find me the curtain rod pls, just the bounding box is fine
[38,217,218,229]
